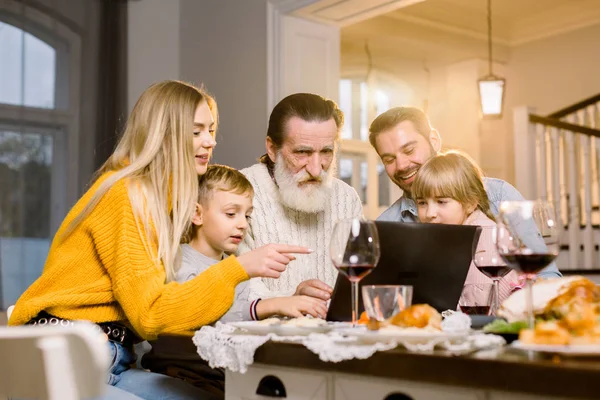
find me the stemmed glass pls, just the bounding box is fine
[495,201,560,329]
[472,226,511,315]
[330,218,381,326]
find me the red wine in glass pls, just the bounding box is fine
[476,265,512,279]
[459,306,491,315]
[330,218,380,326]
[496,201,560,331]
[501,253,557,274]
[336,263,375,282]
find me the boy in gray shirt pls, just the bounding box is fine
[177,164,327,322]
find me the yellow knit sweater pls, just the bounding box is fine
[9,171,249,339]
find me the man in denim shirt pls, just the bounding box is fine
[371,107,561,279]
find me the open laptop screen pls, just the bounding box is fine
[326,222,480,322]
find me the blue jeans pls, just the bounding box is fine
[100,341,221,400]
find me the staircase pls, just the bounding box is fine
[513,94,600,271]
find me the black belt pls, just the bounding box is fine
[27,311,137,349]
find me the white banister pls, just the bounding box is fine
[535,124,549,201]
[581,135,593,268]
[595,105,600,268]
[589,106,600,231]
[514,100,600,270]
[549,127,563,245]
[577,109,594,269]
[596,135,600,268]
[565,129,581,268]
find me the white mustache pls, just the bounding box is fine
[294,171,326,183]
[274,153,333,213]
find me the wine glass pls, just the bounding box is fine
[459,283,494,315]
[495,201,560,330]
[472,226,511,315]
[330,218,380,326]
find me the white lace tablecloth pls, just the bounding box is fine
[192,316,505,373]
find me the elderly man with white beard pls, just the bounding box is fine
[238,93,363,304]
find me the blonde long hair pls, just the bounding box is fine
[64,80,217,281]
[412,150,495,221]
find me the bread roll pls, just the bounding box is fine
[388,304,441,330]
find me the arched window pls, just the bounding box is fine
[0,20,56,109]
[0,6,80,310]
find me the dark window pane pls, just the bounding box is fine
[0,130,53,238]
[0,130,53,308]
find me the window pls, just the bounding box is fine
[339,79,352,140]
[0,9,78,309]
[0,129,54,239]
[337,79,398,218]
[0,126,64,306]
[0,20,57,109]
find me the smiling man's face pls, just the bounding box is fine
[374,120,439,195]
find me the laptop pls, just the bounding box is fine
[326,221,480,322]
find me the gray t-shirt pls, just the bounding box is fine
[177,244,252,322]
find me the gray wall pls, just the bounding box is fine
[128,0,270,170]
[180,0,269,169]
[128,0,181,112]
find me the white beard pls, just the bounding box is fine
[273,153,334,213]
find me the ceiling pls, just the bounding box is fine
[384,0,600,46]
[295,0,600,46]
[293,0,426,27]
[294,0,600,69]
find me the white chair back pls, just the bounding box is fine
[0,321,110,400]
[5,305,14,321]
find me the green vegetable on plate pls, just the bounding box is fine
[483,319,528,334]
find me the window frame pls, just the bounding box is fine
[338,74,402,218]
[0,3,82,231]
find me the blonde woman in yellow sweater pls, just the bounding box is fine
[9,80,309,400]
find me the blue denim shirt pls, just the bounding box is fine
[377,177,562,279]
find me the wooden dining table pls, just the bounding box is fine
[225,341,600,400]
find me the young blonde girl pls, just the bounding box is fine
[9,80,308,400]
[411,150,519,308]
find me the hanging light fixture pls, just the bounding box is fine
[478,0,505,118]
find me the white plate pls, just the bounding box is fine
[228,321,279,335]
[512,340,600,357]
[228,321,333,336]
[338,326,469,344]
[274,323,332,336]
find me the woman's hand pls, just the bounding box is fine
[237,244,312,279]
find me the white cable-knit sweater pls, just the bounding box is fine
[237,163,363,300]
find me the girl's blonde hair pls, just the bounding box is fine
[412,150,494,221]
[64,80,217,282]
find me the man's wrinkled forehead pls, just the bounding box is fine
[282,117,338,148]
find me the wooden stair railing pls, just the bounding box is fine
[547,93,600,119]
[514,98,600,271]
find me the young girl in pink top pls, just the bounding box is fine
[411,150,520,308]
